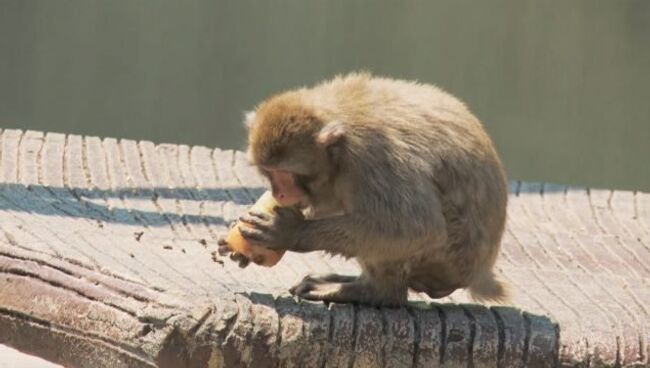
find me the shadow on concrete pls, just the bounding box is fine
[0,181,572,226]
[0,183,267,226]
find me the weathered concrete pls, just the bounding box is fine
[0,129,647,367]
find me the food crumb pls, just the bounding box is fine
[134,231,144,241]
[198,238,208,246]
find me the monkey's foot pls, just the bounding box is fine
[289,273,357,291]
[290,276,404,307]
[291,281,347,301]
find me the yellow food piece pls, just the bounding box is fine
[226,191,286,267]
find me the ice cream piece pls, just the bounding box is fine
[225,191,286,267]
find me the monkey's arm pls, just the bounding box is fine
[239,209,370,258]
[239,205,446,259]
[292,215,362,257]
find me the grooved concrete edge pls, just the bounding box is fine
[0,291,559,368]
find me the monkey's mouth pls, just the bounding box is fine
[295,200,310,212]
[296,201,317,219]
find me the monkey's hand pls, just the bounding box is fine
[216,222,252,268]
[238,207,305,252]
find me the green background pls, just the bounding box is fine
[1,0,648,191]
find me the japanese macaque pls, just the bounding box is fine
[218,73,509,306]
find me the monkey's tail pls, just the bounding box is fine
[468,271,510,304]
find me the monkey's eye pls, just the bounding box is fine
[294,173,318,194]
[295,173,317,185]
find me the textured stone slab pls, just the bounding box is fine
[0,129,647,367]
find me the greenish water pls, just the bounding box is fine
[1,1,648,191]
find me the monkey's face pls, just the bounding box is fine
[260,167,307,208]
[244,92,346,215]
[256,145,333,210]
[258,164,343,221]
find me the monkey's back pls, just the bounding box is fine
[311,73,508,287]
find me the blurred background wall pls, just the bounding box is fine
[0,0,648,191]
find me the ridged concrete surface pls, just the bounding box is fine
[0,129,647,367]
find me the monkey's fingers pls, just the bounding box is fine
[216,235,232,255]
[289,275,320,296]
[237,257,251,268]
[292,282,343,303]
[247,210,272,221]
[238,226,272,243]
[239,214,271,230]
[229,252,251,268]
[289,282,305,296]
[217,244,232,256]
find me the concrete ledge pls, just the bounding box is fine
[0,129,648,367]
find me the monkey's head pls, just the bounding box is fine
[244,92,345,212]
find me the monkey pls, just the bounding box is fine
[218,72,509,306]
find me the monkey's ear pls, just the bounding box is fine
[243,110,256,130]
[316,121,345,146]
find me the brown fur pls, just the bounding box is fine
[239,72,509,306]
